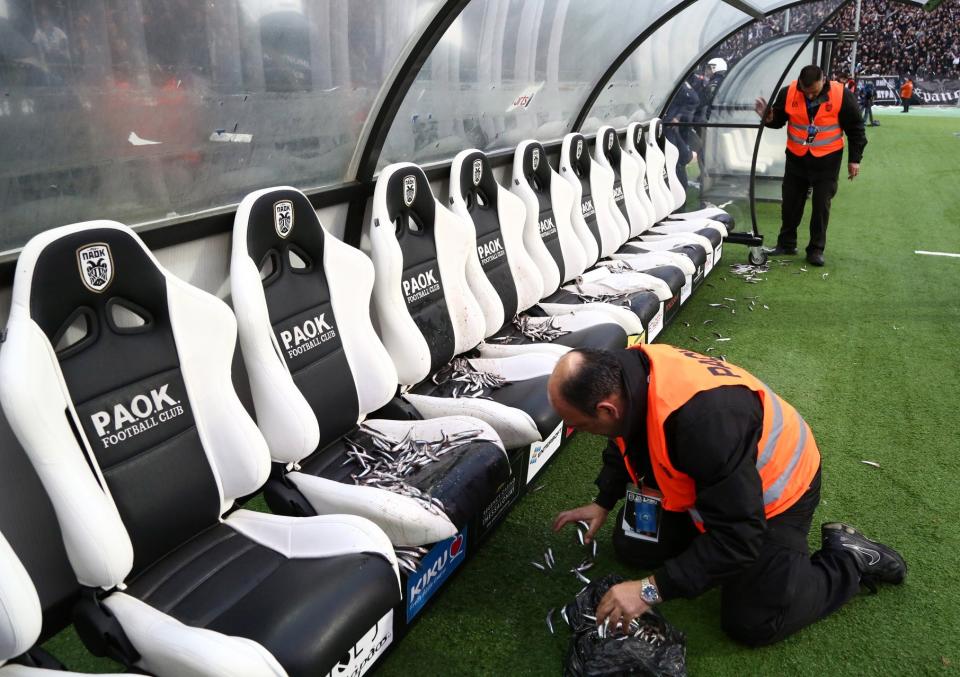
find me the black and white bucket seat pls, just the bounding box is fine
[0,222,400,677]
[370,164,563,446]
[231,187,511,546]
[448,149,629,353]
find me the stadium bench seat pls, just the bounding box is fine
[448,148,630,353]
[370,163,562,448]
[0,222,401,677]
[230,187,511,546]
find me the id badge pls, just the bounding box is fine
[621,483,663,542]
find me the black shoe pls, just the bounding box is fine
[807,252,825,266]
[763,245,797,256]
[821,523,907,591]
[871,122,881,126]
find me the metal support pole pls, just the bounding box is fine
[850,0,862,77]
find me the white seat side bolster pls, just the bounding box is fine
[323,235,399,415]
[0,533,42,663]
[101,593,287,677]
[550,172,589,281]
[225,511,400,586]
[535,302,644,336]
[165,276,271,508]
[230,253,320,466]
[474,342,569,360]
[497,186,544,312]
[466,353,558,382]
[433,204,487,353]
[0,310,133,589]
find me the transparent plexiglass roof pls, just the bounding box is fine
[377,0,686,169]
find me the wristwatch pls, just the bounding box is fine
[639,576,662,605]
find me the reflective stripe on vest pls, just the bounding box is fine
[623,344,820,533]
[785,80,845,157]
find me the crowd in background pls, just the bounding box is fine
[830,0,960,80]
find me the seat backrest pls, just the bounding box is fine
[231,187,398,466]
[0,222,271,589]
[623,123,658,237]
[558,133,614,266]
[370,163,486,386]
[659,123,688,210]
[638,119,675,221]
[588,129,632,254]
[0,529,42,667]
[448,150,544,334]
[510,141,588,295]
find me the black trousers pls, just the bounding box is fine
[902,98,910,113]
[611,470,862,646]
[777,169,838,255]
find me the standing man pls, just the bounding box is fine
[900,77,914,112]
[861,80,879,126]
[754,65,867,267]
[549,346,906,646]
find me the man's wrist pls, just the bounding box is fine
[639,576,662,605]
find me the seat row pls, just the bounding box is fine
[0,119,733,677]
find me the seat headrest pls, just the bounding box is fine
[379,164,436,233]
[452,150,499,213]
[517,140,553,194]
[649,118,665,149]
[599,127,623,168]
[17,222,168,359]
[566,133,592,179]
[632,123,648,157]
[237,186,325,276]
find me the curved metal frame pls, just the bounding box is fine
[747,0,852,237]
[570,0,697,132]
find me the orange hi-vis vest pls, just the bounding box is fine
[785,80,845,157]
[613,344,821,532]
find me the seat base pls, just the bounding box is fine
[124,523,399,677]
[489,319,627,352]
[542,288,662,341]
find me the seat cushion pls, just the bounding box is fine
[488,321,627,353]
[298,428,511,531]
[125,523,399,677]
[411,374,559,440]
[542,288,661,329]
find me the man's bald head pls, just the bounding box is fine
[547,348,627,437]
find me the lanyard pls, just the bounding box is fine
[614,437,642,487]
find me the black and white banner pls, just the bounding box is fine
[860,75,960,105]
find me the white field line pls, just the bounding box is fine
[915,250,960,258]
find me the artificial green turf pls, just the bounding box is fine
[375,113,960,675]
[42,113,959,675]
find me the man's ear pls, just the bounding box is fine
[595,399,621,420]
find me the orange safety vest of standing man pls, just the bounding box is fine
[784,79,846,157]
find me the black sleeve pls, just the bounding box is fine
[839,88,867,163]
[652,386,767,601]
[762,86,789,129]
[594,439,631,511]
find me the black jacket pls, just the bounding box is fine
[594,349,770,601]
[763,83,867,177]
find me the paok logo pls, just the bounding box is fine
[642,177,650,194]
[538,214,557,238]
[280,314,337,360]
[478,237,505,266]
[581,198,596,220]
[77,243,114,293]
[273,200,294,238]
[325,610,394,677]
[472,159,483,186]
[532,147,540,170]
[90,384,185,449]
[403,269,441,304]
[607,133,614,150]
[662,167,669,183]
[406,529,468,621]
[402,175,417,207]
[575,138,583,159]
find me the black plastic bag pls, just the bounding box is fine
[563,574,687,677]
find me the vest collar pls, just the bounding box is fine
[615,348,649,446]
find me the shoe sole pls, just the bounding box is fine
[822,523,908,582]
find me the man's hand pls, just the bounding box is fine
[552,502,609,544]
[595,580,652,633]
[754,96,770,121]
[848,162,860,180]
